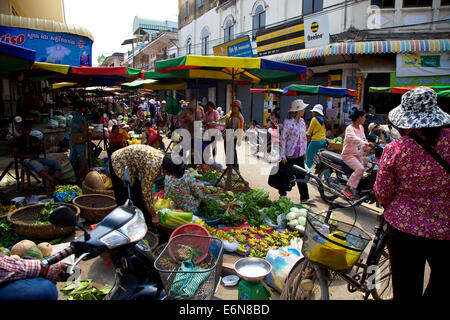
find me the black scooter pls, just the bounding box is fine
[312,137,383,204]
[41,166,167,300]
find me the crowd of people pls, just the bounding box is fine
[1,86,448,301]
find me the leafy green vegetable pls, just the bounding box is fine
[264,198,295,225]
[93,158,105,167]
[0,218,19,248]
[198,199,225,221]
[198,168,221,182]
[35,202,62,225]
[53,185,82,197]
[61,279,110,300]
[235,189,272,208]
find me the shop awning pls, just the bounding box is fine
[0,14,93,41]
[121,79,187,91]
[369,86,450,98]
[0,41,36,72]
[154,55,307,85]
[265,39,450,63]
[283,85,357,97]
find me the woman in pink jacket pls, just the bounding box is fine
[341,107,373,198]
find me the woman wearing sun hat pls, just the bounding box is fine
[374,87,450,300]
[305,104,327,170]
[279,99,311,203]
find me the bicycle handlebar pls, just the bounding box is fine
[292,165,369,209]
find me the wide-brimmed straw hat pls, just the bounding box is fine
[388,87,450,129]
[288,99,308,113]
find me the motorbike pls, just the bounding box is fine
[41,166,167,300]
[312,137,383,204]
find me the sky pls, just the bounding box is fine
[64,0,179,66]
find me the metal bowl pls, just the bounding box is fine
[234,257,272,282]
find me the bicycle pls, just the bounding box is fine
[281,165,392,300]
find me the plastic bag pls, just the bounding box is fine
[308,231,349,270]
[222,239,239,253]
[54,191,77,203]
[263,212,287,229]
[160,210,193,228]
[154,198,172,211]
[265,241,303,293]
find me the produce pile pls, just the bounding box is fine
[53,185,82,203]
[195,219,300,259]
[0,239,53,259]
[329,136,344,144]
[0,205,18,248]
[0,218,19,248]
[197,189,301,228]
[35,201,63,225]
[188,166,248,191]
[60,279,111,300]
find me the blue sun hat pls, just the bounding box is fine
[388,87,450,129]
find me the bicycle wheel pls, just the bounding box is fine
[281,258,329,300]
[315,166,339,201]
[370,244,393,300]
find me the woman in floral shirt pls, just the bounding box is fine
[162,155,204,213]
[110,144,165,226]
[279,99,310,203]
[374,87,450,300]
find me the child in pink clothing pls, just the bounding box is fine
[341,108,372,198]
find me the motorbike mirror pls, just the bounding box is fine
[49,206,77,227]
[123,166,131,185]
[49,206,91,241]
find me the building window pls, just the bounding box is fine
[252,4,266,40]
[186,38,192,55]
[185,1,189,18]
[201,28,209,55]
[370,0,395,8]
[441,0,450,5]
[303,0,323,16]
[403,0,432,7]
[224,18,234,42]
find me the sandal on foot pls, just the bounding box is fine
[341,189,356,199]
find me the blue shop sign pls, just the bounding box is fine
[0,25,93,66]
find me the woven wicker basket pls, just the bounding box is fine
[327,142,343,153]
[72,194,117,223]
[82,180,115,197]
[7,203,80,241]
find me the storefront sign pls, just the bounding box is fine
[256,18,305,57]
[304,15,329,49]
[396,53,450,77]
[356,75,363,105]
[0,25,93,66]
[390,72,450,87]
[213,35,253,57]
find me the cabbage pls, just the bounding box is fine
[295,225,305,232]
[297,216,306,226]
[296,209,308,218]
[286,211,297,221]
[288,220,298,228]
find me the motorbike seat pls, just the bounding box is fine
[320,150,344,165]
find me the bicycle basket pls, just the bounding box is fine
[302,212,371,271]
[154,234,224,300]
